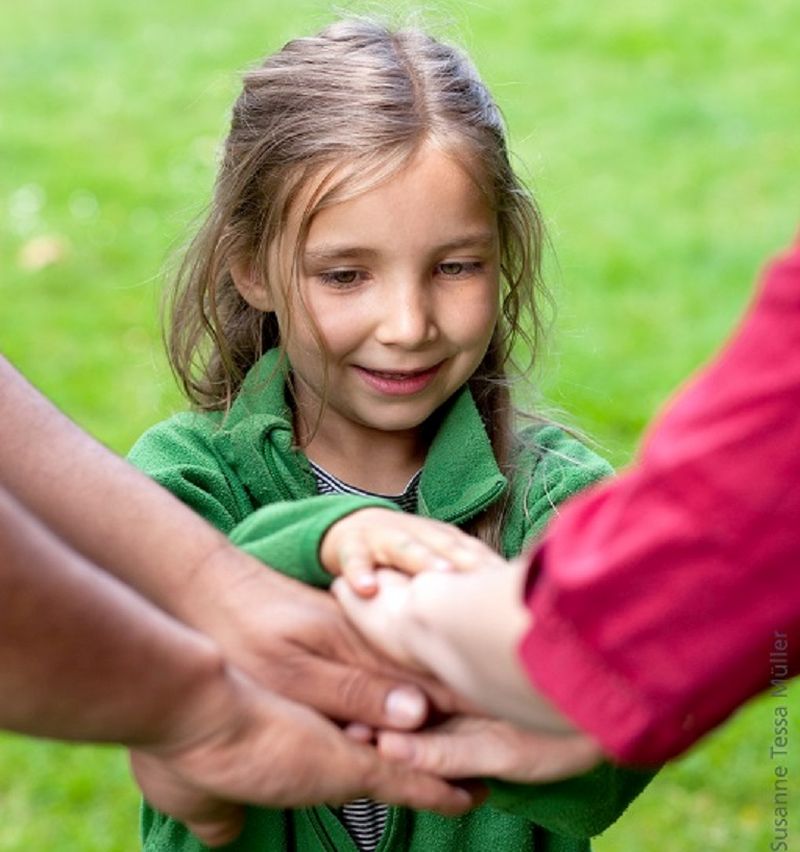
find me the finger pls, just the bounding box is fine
[403,525,504,574]
[369,528,455,576]
[253,691,480,816]
[378,725,603,782]
[338,543,379,596]
[281,647,428,729]
[442,533,506,572]
[344,722,374,743]
[352,748,478,816]
[378,727,491,778]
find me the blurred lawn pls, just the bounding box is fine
[1,0,798,849]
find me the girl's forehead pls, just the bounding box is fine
[284,143,497,248]
[313,151,495,250]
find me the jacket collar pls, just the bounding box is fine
[417,388,508,524]
[212,350,315,505]
[230,348,292,425]
[216,349,508,523]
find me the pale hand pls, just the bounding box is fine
[184,548,474,727]
[377,716,603,784]
[334,562,580,734]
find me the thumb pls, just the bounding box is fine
[131,750,246,847]
[184,805,246,848]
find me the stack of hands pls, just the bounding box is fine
[324,508,602,779]
[133,508,601,846]
[0,357,601,849]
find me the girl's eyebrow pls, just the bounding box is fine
[435,232,498,253]
[303,232,497,264]
[303,245,380,263]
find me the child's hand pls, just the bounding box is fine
[321,508,505,596]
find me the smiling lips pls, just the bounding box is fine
[354,363,442,396]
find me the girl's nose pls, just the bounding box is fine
[374,281,438,349]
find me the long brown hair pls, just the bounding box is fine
[166,17,552,550]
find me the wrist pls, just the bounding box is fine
[318,507,371,576]
[137,632,242,756]
[169,539,267,632]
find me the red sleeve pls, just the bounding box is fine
[518,242,800,765]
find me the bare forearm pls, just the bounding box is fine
[0,356,257,620]
[0,486,477,845]
[0,485,231,746]
[0,358,452,731]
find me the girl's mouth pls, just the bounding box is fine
[354,363,442,396]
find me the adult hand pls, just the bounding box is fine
[0,478,478,847]
[0,362,461,731]
[132,669,479,848]
[179,545,471,729]
[377,716,602,784]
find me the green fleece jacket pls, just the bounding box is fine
[129,349,654,852]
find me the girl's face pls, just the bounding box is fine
[258,144,499,454]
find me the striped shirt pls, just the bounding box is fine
[309,460,422,852]
[311,461,421,513]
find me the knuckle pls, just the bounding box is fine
[337,669,380,717]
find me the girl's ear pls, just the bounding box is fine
[231,259,273,312]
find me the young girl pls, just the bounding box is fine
[130,17,653,852]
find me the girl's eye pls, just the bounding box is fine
[318,269,361,287]
[437,261,481,277]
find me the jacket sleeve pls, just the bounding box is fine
[128,413,399,585]
[486,764,654,838]
[486,426,657,834]
[128,413,252,534]
[229,495,400,588]
[520,244,800,765]
[519,425,614,546]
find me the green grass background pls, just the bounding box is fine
[1,0,798,849]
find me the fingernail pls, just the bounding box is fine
[385,688,426,727]
[355,573,377,592]
[432,558,455,572]
[344,723,374,743]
